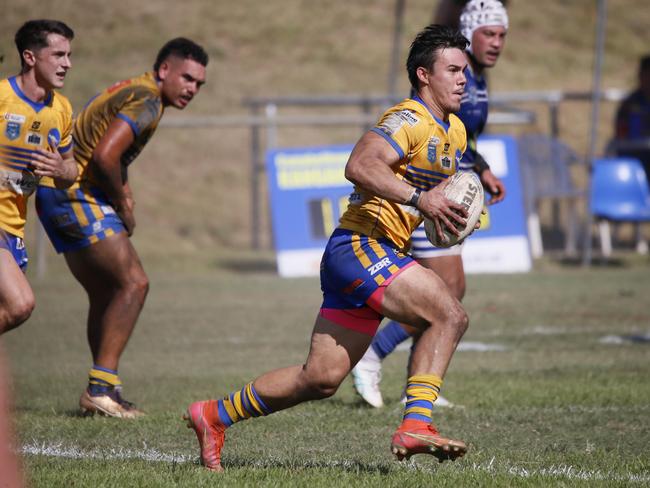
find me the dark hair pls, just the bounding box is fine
[153,37,209,72]
[406,24,468,91]
[640,55,650,74]
[15,19,74,68]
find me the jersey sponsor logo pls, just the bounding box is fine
[0,168,38,195]
[397,110,419,126]
[47,128,61,148]
[26,132,42,146]
[107,79,133,94]
[3,113,26,124]
[441,156,452,169]
[5,121,21,141]
[460,182,479,211]
[377,113,405,136]
[30,121,41,131]
[367,256,392,276]
[376,110,419,136]
[427,136,439,163]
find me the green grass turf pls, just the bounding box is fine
[2,252,649,486]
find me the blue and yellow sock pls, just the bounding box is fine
[216,383,271,427]
[402,374,442,423]
[88,365,121,395]
[371,321,411,359]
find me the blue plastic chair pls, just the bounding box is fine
[590,158,650,221]
[590,157,650,256]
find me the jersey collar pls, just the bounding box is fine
[9,76,53,113]
[411,94,450,132]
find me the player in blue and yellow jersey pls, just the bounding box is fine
[184,25,472,472]
[352,0,510,410]
[35,38,208,419]
[0,20,77,335]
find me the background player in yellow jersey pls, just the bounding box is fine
[184,25,472,472]
[35,38,208,418]
[0,19,77,334]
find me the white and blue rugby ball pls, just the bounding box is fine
[423,171,484,248]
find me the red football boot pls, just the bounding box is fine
[183,400,227,472]
[391,419,467,462]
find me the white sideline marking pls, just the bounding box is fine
[20,443,192,464]
[20,443,650,483]
[396,340,506,352]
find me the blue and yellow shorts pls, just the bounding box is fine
[319,228,416,336]
[0,229,28,271]
[35,185,125,253]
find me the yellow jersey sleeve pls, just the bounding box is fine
[370,103,431,160]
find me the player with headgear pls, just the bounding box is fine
[352,0,509,409]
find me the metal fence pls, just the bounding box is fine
[33,88,629,277]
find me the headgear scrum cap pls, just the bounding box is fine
[460,0,508,54]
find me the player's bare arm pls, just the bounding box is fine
[479,168,506,204]
[91,117,136,234]
[345,131,467,236]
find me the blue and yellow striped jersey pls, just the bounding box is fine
[70,72,164,187]
[339,96,467,249]
[0,76,73,237]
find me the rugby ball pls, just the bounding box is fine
[423,171,484,247]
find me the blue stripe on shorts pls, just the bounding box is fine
[35,185,125,253]
[0,229,28,271]
[320,228,414,310]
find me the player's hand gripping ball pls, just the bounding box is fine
[424,171,484,247]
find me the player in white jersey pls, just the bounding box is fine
[352,0,509,409]
[0,20,77,335]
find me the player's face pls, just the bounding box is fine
[425,47,467,115]
[30,33,72,90]
[158,57,206,109]
[471,25,507,68]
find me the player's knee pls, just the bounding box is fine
[449,303,469,336]
[1,295,35,332]
[125,270,149,301]
[307,380,340,400]
[302,368,345,400]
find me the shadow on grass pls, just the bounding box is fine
[214,257,278,274]
[556,256,627,267]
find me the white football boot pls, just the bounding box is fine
[351,347,384,408]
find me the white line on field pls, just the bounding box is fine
[20,443,650,482]
[396,340,507,352]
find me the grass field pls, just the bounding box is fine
[2,251,649,487]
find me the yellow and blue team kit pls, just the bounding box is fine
[320,95,467,334]
[36,72,164,253]
[0,77,73,269]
